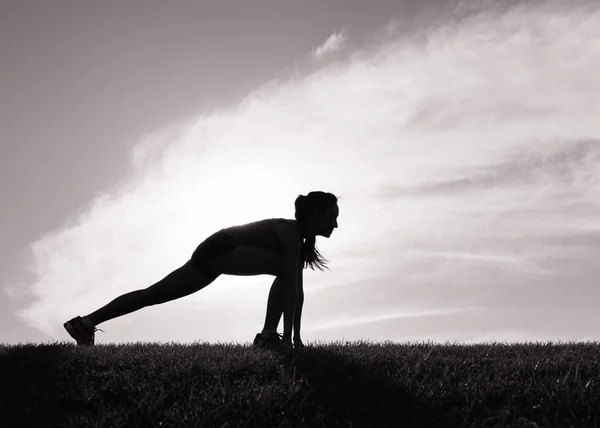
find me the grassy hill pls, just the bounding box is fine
[1,339,598,427]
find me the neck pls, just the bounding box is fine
[297,220,311,241]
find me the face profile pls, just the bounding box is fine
[311,203,339,238]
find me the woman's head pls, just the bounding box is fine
[294,191,340,271]
[295,191,339,238]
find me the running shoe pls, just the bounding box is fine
[253,331,286,350]
[63,316,103,346]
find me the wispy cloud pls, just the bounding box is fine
[311,29,346,59]
[377,139,600,199]
[5,0,600,344]
[407,250,555,275]
[308,306,468,332]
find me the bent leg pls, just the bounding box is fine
[85,260,219,326]
[262,276,285,332]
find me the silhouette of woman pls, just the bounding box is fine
[64,191,339,350]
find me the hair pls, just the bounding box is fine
[294,191,339,271]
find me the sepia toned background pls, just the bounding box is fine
[2,0,599,346]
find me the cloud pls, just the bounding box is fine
[311,29,346,59]
[5,0,600,344]
[376,139,600,199]
[407,250,555,275]
[307,306,468,332]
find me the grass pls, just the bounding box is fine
[1,339,599,427]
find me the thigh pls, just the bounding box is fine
[191,230,239,276]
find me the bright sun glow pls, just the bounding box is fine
[8,0,600,346]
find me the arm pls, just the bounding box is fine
[293,267,304,345]
[281,242,300,343]
[274,222,301,344]
[282,279,297,341]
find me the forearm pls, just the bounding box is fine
[293,292,304,337]
[283,287,296,338]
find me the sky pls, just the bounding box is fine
[2,0,600,346]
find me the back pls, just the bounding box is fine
[222,218,297,255]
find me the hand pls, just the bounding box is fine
[293,336,305,349]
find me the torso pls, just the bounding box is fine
[221,218,301,255]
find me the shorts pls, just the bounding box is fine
[190,230,239,276]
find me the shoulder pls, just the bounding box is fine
[273,219,300,245]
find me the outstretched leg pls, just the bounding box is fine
[85,260,220,326]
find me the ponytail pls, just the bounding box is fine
[301,234,329,271]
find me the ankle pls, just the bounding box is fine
[82,316,96,329]
[261,329,277,338]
